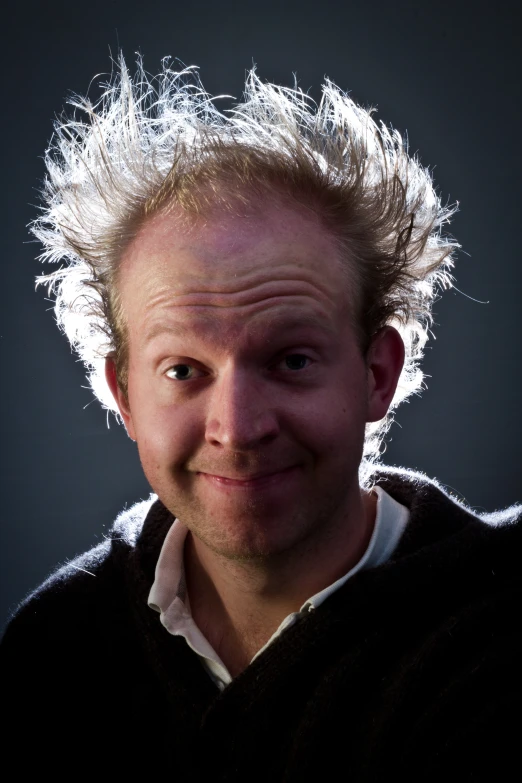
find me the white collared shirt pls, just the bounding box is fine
[148,487,409,690]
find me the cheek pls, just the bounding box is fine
[291,380,368,449]
[128,382,203,473]
[134,414,201,495]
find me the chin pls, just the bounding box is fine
[187,504,320,563]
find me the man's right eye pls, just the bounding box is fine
[165,364,198,381]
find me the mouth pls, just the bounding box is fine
[197,466,298,489]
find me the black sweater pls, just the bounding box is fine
[2,467,521,781]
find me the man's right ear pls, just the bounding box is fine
[105,357,137,441]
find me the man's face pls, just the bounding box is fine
[111,201,388,561]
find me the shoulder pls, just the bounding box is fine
[374,463,522,520]
[1,494,159,645]
[0,494,184,758]
[366,465,522,648]
[374,464,522,551]
[372,466,522,705]
[316,468,522,778]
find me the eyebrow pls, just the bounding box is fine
[143,321,191,344]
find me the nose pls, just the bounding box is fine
[205,367,280,450]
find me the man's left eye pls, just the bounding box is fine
[281,354,311,371]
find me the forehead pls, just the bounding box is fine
[118,200,353,341]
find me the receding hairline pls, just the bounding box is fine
[113,185,364,347]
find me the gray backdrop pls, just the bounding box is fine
[2,0,520,633]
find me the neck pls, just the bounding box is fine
[184,489,377,677]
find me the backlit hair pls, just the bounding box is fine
[32,55,459,486]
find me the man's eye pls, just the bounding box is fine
[165,364,197,381]
[281,354,311,371]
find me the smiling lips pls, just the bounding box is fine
[198,466,298,489]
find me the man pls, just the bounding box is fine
[1,57,520,779]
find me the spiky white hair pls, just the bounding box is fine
[32,56,459,485]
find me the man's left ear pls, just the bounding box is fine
[366,326,405,423]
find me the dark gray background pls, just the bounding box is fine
[2,0,520,633]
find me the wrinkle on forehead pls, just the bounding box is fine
[140,274,340,310]
[119,202,355,340]
[140,295,339,350]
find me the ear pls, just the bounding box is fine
[366,326,405,423]
[105,357,137,441]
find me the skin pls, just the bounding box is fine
[106,199,405,675]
